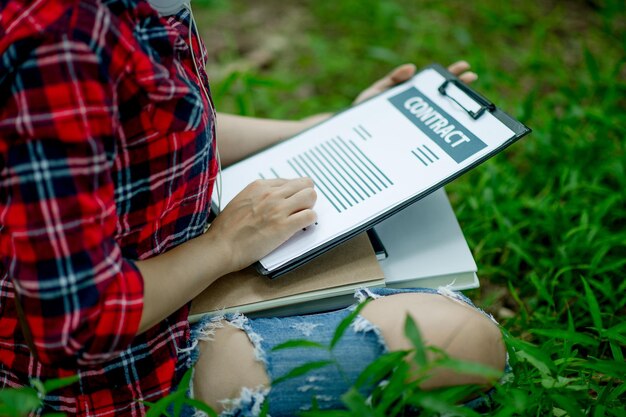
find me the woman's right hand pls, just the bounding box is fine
[206,177,318,272]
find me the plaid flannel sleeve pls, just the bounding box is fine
[0,38,144,367]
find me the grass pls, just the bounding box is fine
[2,0,625,415]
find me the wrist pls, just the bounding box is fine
[194,229,236,278]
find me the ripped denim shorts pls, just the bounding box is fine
[176,287,505,417]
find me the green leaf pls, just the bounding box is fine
[550,394,586,417]
[376,360,415,412]
[271,339,326,351]
[607,382,626,402]
[299,410,352,417]
[341,388,381,417]
[610,341,624,362]
[144,391,183,417]
[41,375,80,394]
[407,392,482,417]
[436,357,503,379]
[177,368,194,393]
[529,328,599,347]
[515,350,553,377]
[607,321,626,335]
[183,398,218,417]
[258,398,270,417]
[354,350,409,389]
[506,337,557,376]
[404,315,427,367]
[582,276,604,331]
[572,357,626,379]
[330,301,368,350]
[272,360,334,386]
[0,387,42,416]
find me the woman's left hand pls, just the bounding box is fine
[353,60,478,105]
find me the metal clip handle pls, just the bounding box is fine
[438,79,495,120]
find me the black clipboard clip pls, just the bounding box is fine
[438,79,495,120]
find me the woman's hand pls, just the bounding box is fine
[353,61,478,105]
[207,177,317,272]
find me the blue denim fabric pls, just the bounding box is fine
[179,287,502,417]
[241,306,385,415]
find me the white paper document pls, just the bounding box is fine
[214,68,518,273]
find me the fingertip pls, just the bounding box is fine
[460,71,478,84]
[392,63,417,82]
[448,60,471,75]
[402,62,417,72]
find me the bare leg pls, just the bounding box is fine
[359,292,507,389]
[193,293,506,411]
[193,324,270,413]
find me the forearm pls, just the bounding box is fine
[216,113,330,166]
[135,231,232,334]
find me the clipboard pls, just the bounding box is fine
[216,64,531,278]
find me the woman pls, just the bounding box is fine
[0,0,505,415]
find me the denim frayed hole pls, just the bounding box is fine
[195,315,227,342]
[355,287,381,303]
[219,386,270,417]
[223,313,268,365]
[351,315,389,354]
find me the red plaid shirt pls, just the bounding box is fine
[0,0,218,415]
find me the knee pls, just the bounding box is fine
[360,292,506,389]
[193,322,270,413]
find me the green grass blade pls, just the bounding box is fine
[550,394,586,417]
[529,328,599,347]
[41,375,80,394]
[435,357,503,380]
[183,399,218,417]
[404,315,427,367]
[581,276,604,331]
[354,350,409,389]
[299,410,352,417]
[271,339,327,351]
[330,301,368,350]
[272,360,334,386]
[341,388,381,417]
